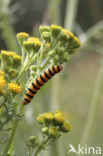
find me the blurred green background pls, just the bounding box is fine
[0,0,103,155]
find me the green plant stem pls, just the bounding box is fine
[3,104,24,155]
[64,0,79,31]
[16,55,37,81]
[48,0,60,25]
[21,47,25,67]
[0,105,4,118]
[79,57,103,152]
[34,137,51,156]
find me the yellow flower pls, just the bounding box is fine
[24,39,41,52]
[39,25,50,34]
[61,121,71,133]
[8,82,22,94]
[0,76,6,90]
[1,50,16,57]
[73,36,81,47]
[16,32,29,45]
[37,114,44,124]
[43,112,53,123]
[51,24,62,37]
[48,127,58,137]
[54,112,64,125]
[0,71,4,76]
[13,54,22,60]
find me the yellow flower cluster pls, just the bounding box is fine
[8,82,22,94]
[23,37,41,52]
[37,110,71,138]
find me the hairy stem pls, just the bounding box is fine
[3,104,24,155]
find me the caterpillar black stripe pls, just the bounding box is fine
[23,65,62,105]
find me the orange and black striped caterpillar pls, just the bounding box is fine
[23,65,62,105]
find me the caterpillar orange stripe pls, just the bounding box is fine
[23,65,62,105]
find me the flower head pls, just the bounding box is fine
[43,112,53,123]
[13,54,22,67]
[48,127,58,138]
[1,50,16,57]
[39,25,50,34]
[61,121,71,133]
[54,112,64,125]
[8,82,22,94]
[16,32,29,45]
[51,25,62,37]
[0,76,6,91]
[37,114,44,124]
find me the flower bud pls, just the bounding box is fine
[53,54,60,62]
[48,50,56,57]
[48,127,58,138]
[30,65,37,72]
[9,69,17,78]
[39,25,50,34]
[61,121,71,133]
[41,32,51,42]
[53,113,64,125]
[29,136,38,147]
[42,127,48,134]
[43,113,53,124]
[23,39,41,53]
[16,32,29,46]
[37,114,44,124]
[62,53,70,62]
[13,54,22,67]
[51,25,62,37]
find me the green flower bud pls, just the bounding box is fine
[29,136,37,144]
[56,47,64,56]
[48,127,58,138]
[29,136,38,148]
[37,114,44,124]
[39,25,50,34]
[59,30,71,43]
[23,39,41,53]
[42,127,48,134]
[9,69,17,78]
[1,50,16,68]
[62,53,70,62]
[16,32,29,46]
[51,25,62,37]
[13,54,22,67]
[53,54,60,62]
[30,65,37,72]
[41,32,51,42]
[48,50,56,57]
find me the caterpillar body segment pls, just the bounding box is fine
[23,65,62,105]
